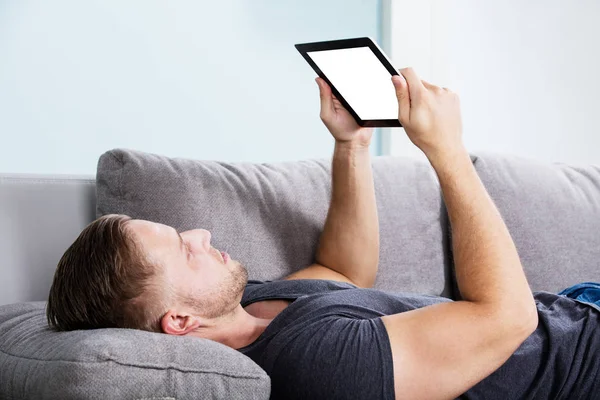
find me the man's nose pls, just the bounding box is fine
[195,229,211,248]
[182,229,211,250]
[202,229,211,245]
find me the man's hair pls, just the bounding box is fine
[47,214,167,333]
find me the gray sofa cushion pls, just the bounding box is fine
[450,152,600,298]
[0,302,270,400]
[96,148,453,296]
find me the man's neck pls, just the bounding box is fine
[187,304,272,350]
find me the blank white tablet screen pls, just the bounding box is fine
[307,47,398,120]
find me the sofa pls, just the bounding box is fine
[1,148,599,399]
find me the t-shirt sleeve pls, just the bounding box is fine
[268,316,395,400]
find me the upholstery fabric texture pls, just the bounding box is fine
[0,302,270,400]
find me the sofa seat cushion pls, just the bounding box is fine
[0,302,270,400]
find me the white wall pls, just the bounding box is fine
[382,0,600,164]
[0,0,381,174]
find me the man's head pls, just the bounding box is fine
[47,214,248,335]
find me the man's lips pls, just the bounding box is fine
[220,251,229,263]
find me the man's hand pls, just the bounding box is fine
[391,67,465,159]
[316,77,373,148]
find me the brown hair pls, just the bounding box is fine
[47,214,167,332]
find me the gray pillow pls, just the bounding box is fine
[0,302,270,400]
[96,148,453,296]
[451,151,600,298]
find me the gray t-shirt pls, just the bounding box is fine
[238,279,600,400]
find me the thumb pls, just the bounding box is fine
[391,74,409,123]
[316,77,334,120]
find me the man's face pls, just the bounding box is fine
[127,219,248,319]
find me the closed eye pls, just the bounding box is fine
[176,230,192,260]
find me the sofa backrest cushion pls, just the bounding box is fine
[0,302,270,400]
[455,152,600,296]
[96,148,453,296]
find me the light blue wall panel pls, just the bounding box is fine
[0,0,381,174]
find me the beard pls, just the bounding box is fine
[188,260,249,319]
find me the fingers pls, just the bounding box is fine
[399,67,424,100]
[421,80,438,91]
[422,79,452,94]
[391,74,410,123]
[316,77,334,120]
[391,67,425,123]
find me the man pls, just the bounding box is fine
[47,68,599,399]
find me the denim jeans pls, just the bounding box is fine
[558,282,600,307]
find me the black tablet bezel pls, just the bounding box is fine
[295,37,402,128]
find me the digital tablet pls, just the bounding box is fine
[295,37,402,127]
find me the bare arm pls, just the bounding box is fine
[395,69,536,314]
[295,77,380,288]
[314,141,379,288]
[380,68,538,400]
[428,147,536,312]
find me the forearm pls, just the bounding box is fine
[428,148,536,320]
[315,141,379,288]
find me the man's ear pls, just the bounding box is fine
[160,309,202,335]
